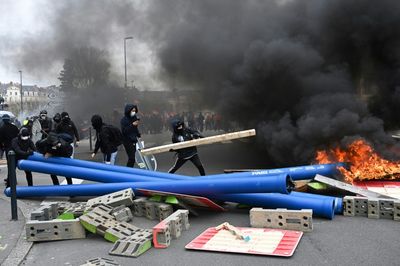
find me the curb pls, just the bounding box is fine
[0,194,38,266]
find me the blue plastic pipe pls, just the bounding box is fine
[290,191,343,214]
[27,152,344,181]
[18,160,167,183]
[216,193,335,219]
[18,160,296,192]
[4,173,291,197]
[28,152,187,180]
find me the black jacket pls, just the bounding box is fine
[120,104,141,143]
[39,117,52,135]
[172,123,203,159]
[0,123,19,150]
[36,137,73,158]
[11,137,36,160]
[94,124,119,155]
[56,120,80,141]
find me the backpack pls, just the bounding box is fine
[104,125,123,146]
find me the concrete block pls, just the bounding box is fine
[249,208,313,232]
[109,231,153,258]
[132,198,148,217]
[111,206,133,222]
[153,209,190,248]
[367,199,379,219]
[354,197,368,217]
[156,204,174,221]
[104,222,140,243]
[26,219,86,242]
[80,257,120,266]
[343,196,355,216]
[87,189,134,208]
[145,202,157,220]
[30,203,59,221]
[394,201,400,221]
[79,206,115,234]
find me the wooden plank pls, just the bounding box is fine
[139,129,256,156]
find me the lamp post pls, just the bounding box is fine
[19,70,23,112]
[124,36,133,89]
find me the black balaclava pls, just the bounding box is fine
[91,115,103,131]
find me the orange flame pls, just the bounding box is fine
[315,139,400,182]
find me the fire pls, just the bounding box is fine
[315,139,400,182]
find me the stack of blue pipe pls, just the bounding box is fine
[4,152,345,219]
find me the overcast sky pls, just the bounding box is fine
[0,0,161,89]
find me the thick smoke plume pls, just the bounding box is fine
[7,0,400,165]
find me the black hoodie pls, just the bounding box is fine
[171,120,203,159]
[120,104,141,143]
[11,129,36,160]
[92,115,119,155]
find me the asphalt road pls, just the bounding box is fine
[11,132,400,266]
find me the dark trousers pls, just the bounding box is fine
[168,154,206,176]
[25,171,33,186]
[123,141,136,168]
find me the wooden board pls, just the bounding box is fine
[139,129,256,156]
[185,227,302,257]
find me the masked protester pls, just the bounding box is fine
[120,104,141,167]
[0,114,19,158]
[91,115,121,165]
[36,133,75,185]
[168,119,206,175]
[9,128,35,186]
[38,110,52,139]
[52,113,61,131]
[56,112,80,158]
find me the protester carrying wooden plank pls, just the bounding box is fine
[168,119,206,176]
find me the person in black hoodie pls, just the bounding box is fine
[36,132,74,185]
[168,119,206,175]
[52,113,61,131]
[10,128,35,186]
[120,104,141,167]
[0,114,19,158]
[91,115,120,165]
[38,110,52,139]
[56,112,80,158]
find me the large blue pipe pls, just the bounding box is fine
[18,160,167,183]
[216,193,335,219]
[4,173,291,197]
[28,153,187,180]
[18,160,296,191]
[290,191,343,214]
[27,152,345,181]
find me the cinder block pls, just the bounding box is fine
[145,202,157,220]
[104,222,140,243]
[111,206,133,222]
[79,206,115,234]
[80,257,120,266]
[343,196,355,216]
[87,189,134,207]
[153,209,190,248]
[249,208,313,232]
[132,198,148,217]
[109,231,153,258]
[394,201,400,221]
[367,199,380,219]
[156,204,174,221]
[26,219,86,242]
[354,197,368,217]
[30,203,59,221]
[63,202,89,218]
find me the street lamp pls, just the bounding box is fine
[124,36,133,89]
[19,70,23,112]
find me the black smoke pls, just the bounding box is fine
[7,0,400,165]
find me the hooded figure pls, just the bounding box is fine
[56,112,79,158]
[91,114,120,165]
[38,110,52,139]
[52,113,61,131]
[168,119,206,176]
[36,132,74,185]
[10,128,36,186]
[0,114,19,156]
[120,104,141,167]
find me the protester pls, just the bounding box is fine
[10,128,35,186]
[120,104,141,167]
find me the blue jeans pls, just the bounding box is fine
[104,151,118,165]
